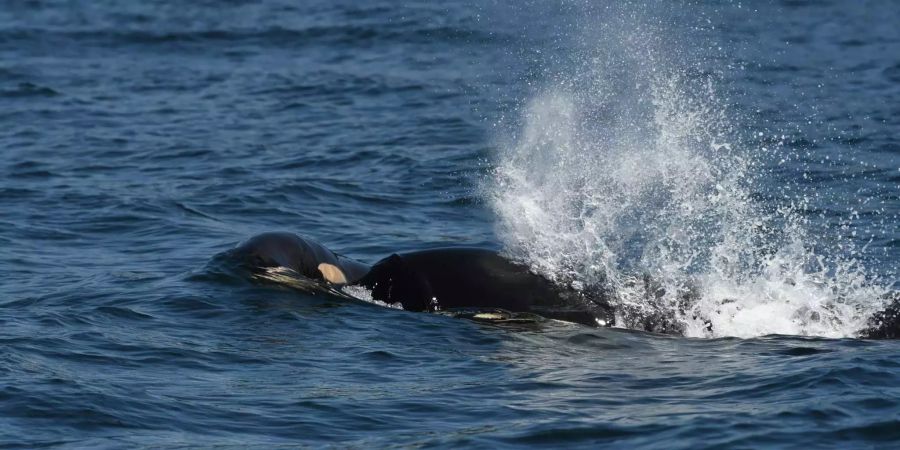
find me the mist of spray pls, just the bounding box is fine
[488,3,890,338]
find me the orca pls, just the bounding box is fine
[358,247,614,327]
[231,232,370,284]
[229,232,613,327]
[860,294,900,339]
[226,232,900,338]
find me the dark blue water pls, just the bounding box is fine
[2,0,898,447]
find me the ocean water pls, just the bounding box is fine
[1,0,899,448]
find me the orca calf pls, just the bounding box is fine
[226,232,899,339]
[232,232,370,284]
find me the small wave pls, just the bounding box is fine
[221,261,404,310]
[883,62,900,83]
[0,82,59,98]
[95,306,155,321]
[0,24,497,50]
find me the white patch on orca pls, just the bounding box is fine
[473,312,505,320]
[317,263,347,284]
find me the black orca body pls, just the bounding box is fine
[861,294,900,339]
[226,232,899,338]
[359,248,615,327]
[228,232,612,327]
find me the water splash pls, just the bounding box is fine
[252,266,404,309]
[488,3,891,338]
[341,285,404,310]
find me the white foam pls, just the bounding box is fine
[488,7,891,338]
[254,267,405,310]
[341,285,404,310]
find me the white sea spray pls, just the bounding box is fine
[488,2,891,338]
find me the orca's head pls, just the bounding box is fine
[233,232,345,282]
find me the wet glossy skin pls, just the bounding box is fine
[360,248,614,326]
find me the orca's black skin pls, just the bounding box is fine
[860,293,900,339]
[227,232,900,338]
[229,232,612,326]
[358,248,615,327]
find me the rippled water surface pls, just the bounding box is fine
[2,0,899,448]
